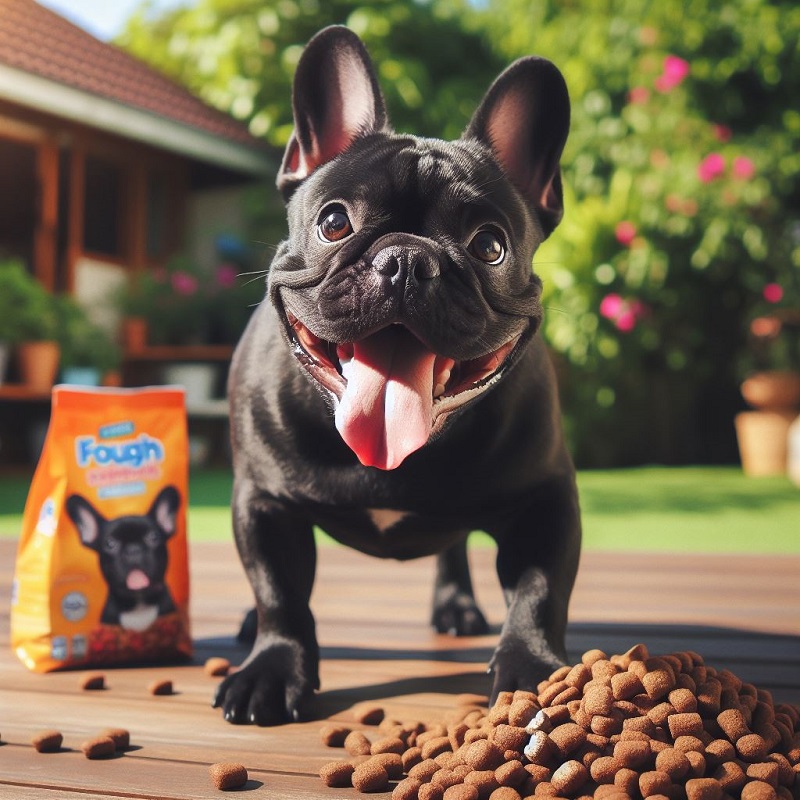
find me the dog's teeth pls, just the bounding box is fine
[336,344,354,364]
[435,368,451,388]
[434,383,446,398]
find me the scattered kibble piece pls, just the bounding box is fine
[204,657,231,677]
[317,645,800,798]
[79,673,106,691]
[32,730,63,753]
[209,762,248,790]
[148,679,173,696]
[320,724,352,747]
[100,728,130,751]
[320,760,355,787]
[81,736,116,759]
[354,704,386,725]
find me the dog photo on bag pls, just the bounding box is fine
[215,25,580,725]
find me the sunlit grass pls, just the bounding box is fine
[1,466,797,553]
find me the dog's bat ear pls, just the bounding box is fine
[149,486,180,537]
[66,494,105,548]
[465,57,570,238]
[277,25,388,200]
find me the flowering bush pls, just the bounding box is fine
[118,257,264,346]
[475,0,800,466]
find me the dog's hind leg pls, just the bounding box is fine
[431,536,489,636]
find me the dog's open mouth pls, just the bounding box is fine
[286,312,521,470]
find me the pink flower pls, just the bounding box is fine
[628,86,650,105]
[732,156,755,180]
[171,271,198,296]
[712,124,732,142]
[615,221,637,247]
[697,153,726,183]
[763,283,783,304]
[615,311,637,332]
[216,263,238,288]
[600,294,624,320]
[655,55,689,92]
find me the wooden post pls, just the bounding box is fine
[34,137,59,290]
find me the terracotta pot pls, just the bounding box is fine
[122,316,148,354]
[740,370,800,411]
[17,340,60,392]
[735,410,795,476]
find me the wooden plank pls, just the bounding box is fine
[1,537,798,797]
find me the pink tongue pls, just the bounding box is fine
[126,569,150,591]
[335,327,436,470]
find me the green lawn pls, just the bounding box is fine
[0,466,797,553]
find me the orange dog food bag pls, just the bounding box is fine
[11,386,192,672]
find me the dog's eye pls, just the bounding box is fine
[469,230,505,264]
[317,209,353,242]
[144,531,160,548]
[103,538,120,554]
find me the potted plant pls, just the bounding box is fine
[0,260,61,391]
[735,285,800,476]
[58,297,122,386]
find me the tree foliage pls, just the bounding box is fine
[118,0,505,146]
[119,0,800,467]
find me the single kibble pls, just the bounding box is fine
[642,670,674,701]
[737,733,769,763]
[639,769,672,797]
[466,769,501,797]
[402,746,424,772]
[419,783,445,800]
[740,780,778,800]
[713,761,747,793]
[432,768,462,790]
[354,704,385,725]
[80,673,105,691]
[352,760,389,793]
[319,760,355,787]
[495,759,527,788]
[370,752,404,780]
[508,700,539,728]
[655,747,691,781]
[408,758,441,783]
[32,730,63,753]
[584,685,614,716]
[204,657,231,677]
[81,736,116,760]
[705,738,736,766]
[372,736,406,756]
[669,688,698,713]
[422,735,453,760]
[393,777,423,800]
[492,724,528,753]
[487,787,522,800]
[668,712,704,739]
[148,679,173,696]
[614,740,652,769]
[674,735,705,754]
[551,759,589,795]
[209,762,248,790]
[717,708,750,742]
[463,739,504,771]
[611,672,644,701]
[686,750,707,778]
[685,778,723,800]
[320,724,352,747]
[746,762,780,787]
[443,784,479,800]
[344,730,372,756]
[590,756,620,784]
[100,728,130,751]
[549,722,586,757]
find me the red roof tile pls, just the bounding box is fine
[0,0,264,151]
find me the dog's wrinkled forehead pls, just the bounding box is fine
[291,134,537,246]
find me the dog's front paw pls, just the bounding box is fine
[488,635,566,703]
[212,638,318,725]
[431,591,489,636]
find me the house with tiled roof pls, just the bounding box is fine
[0,0,274,327]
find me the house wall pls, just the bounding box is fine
[186,185,252,274]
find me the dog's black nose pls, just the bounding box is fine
[372,245,440,285]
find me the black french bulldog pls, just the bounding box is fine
[214,26,580,725]
[67,487,180,631]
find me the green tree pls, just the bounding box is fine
[118,0,505,147]
[466,0,800,466]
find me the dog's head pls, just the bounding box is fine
[67,487,180,599]
[269,26,569,470]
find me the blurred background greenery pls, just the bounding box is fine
[118,0,800,469]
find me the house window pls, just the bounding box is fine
[83,156,123,257]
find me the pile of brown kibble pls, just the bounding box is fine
[318,645,800,800]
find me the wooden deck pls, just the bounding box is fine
[0,537,798,798]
